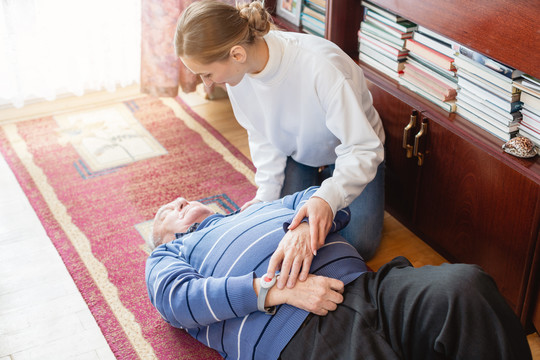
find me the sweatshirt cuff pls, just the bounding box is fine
[226,272,259,315]
[256,186,282,202]
[313,183,342,217]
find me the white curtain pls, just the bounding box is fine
[0,0,141,108]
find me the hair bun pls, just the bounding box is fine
[238,1,271,36]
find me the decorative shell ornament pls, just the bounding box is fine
[502,136,538,158]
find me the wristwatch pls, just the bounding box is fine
[257,274,279,315]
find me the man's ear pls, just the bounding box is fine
[230,45,247,63]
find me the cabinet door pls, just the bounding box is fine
[414,118,539,313]
[366,80,421,227]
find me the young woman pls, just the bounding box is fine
[174,0,385,287]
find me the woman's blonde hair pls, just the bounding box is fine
[175,0,274,64]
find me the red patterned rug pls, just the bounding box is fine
[0,95,256,359]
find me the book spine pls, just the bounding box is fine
[405,39,455,70]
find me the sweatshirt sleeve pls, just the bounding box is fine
[145,241,258,329]
[314,77,384,215]
[227,86,288,202]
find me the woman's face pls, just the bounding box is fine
[181,55,246,87]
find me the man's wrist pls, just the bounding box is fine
[256,274,280,314]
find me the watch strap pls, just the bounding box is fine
[257,274,278,315]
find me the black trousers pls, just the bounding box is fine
[280,257,532,360]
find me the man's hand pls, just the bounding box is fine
[240,198,262,212]
[288,197,333,257]
[257,274,344,316]
[267,222,313,289]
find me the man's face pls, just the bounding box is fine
[153,198,215,246]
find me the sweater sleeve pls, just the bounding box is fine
[145,241,258,329]
[314,77,384,215]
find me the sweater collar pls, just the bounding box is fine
[248,31,282,82]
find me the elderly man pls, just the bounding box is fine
[145,187,531,360]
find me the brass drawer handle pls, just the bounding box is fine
[414,121,428,166]
[402,110,417,158]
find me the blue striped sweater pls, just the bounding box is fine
[145,187,367,359]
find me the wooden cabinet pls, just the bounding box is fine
[365,66,540,316]
[268,0,540,329]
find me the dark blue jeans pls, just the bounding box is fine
[281,257,532,360]
[280,157,385,260]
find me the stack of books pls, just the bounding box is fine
[453,45,524,141]
[514,75,540,148]
[399,26,458,112]
[301,0,326,37]
[358,1,417,80]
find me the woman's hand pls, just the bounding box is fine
[257,274,344,316]
[288,196,333,257]
[240,198,262,211]
[267,222,313,289]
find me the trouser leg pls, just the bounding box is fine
[281,257,532,360]
[361,257,532,360]
[280,157,320,197]
[337,161,384,260]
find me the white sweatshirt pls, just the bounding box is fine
[226,31,385,215]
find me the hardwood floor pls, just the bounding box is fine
[0,86,538,358]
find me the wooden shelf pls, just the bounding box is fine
[366,0,540,79]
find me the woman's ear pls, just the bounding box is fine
[230,45,247,63]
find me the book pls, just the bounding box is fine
[302,5,325,22]
[401,69,456,101]
[360,43,405,72]
[306,0,326,8]
[405,39,455,71]
[520,91,540,112]
[358,27,407,50]
[361,0,405,22]
[521,74,540,92]
[399,77,457,112]
[522,106,540,123]
[416,25,457,48]
[521,113,540,134]
[452,44,524,80]
[358,32,408,60]
[359,52,402,81]
[457,90,522,124]
[457,77,522,112]
[404,61,458,90]
[302,21,325,37]
[456,98,519,133]
[457,67,518,95]
[518,127,540,148]
[301,13,325,33]
[412,31,456,59]
[359,22,407,48]
[364,15,414,40]
[365,9,417,33]
[454,54,514,91]
[456,106,517,141]
[513,78,540,98]
[305,0,326,13]
[407,55,457,82]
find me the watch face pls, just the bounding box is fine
[260,274,277,288]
